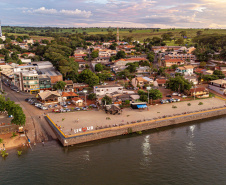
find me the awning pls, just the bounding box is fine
[137,104,147,109]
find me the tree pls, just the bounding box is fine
[91,50,99,59]
[53,81,66,90]
[149,89,162,100]
[126,62,139,73]
[78,69,99,87]
[179,31,187,38]
[213,70,225,79]
[166,76,192,93]
[196,30,203,36]
[95,63,104,72]
[175,38,184,45]
[200,61,206,68]
[116,50,126,59]
[102,95,112,105]
[88,93,96,100]
[147,52,155,63]
[139,95,148,102]
[109,42,117,50]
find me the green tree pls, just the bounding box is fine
[179,31,187,38]
[116,50,126,59]
[175,38,184,45]
[91,50,99,59]
[166,76,192,93]
[149,89,162,100]
[139,95,148,102]
[88,93,96,100]
[78,69,99,87]
[213,70,225,79]
[200,61,206,68]
[147,52,155,63]
[53,81,66,90]
[102,95,112,105]
[95,63,104,72]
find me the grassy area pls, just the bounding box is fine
[2,27,226,43]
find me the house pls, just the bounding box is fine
[37,90,61,103]
[62,92,78,101]
[188,87,209,98]
[203,70,214,75]
[184,75,198,85]
[64,80,73,90]
[73,83,89,92]
[132,77,154,88]
[114,58,148,66]
[164,59,184,67]
[71,97,83,106]
[94,84,123,96]
[136,66,150,75]
[175,65,193,75]
[156,78,166,87]
[209,79,226,95]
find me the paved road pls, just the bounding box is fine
[2,85,57,143]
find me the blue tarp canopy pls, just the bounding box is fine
[137,104,147,109]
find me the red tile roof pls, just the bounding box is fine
[156,79,166,84]
[165,59,184,63]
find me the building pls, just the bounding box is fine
[71,97,83,106]
[132,77,154,88]
[156,78,166,87]
[114,58,148,66]
[209,79,226,95]
[94,84,123,96]
[37,90,61,103]
[39,75,52,90]
[14,71,39,93]
[175,65,193,75]
[188,87,209,98]
[164,59,185,67]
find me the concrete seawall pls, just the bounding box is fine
[45,107,226,146]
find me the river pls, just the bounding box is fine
[0,116,226,185]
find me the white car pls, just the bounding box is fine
[172,92,178,96]
[41,106,48,110]
[182,95,187,98]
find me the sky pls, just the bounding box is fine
[0,0,226,28]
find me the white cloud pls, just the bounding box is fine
[23,7,92,18]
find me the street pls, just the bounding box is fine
[2,84,57,143]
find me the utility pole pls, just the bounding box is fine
[147,86,151,105]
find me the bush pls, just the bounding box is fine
[187,103,191,106]
[17,151,22,156]
[198,102,203,105]
[11,132,18,138]
[0,138,3,144]
[1,150,8,158]
[172,105,177,108]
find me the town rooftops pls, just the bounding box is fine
[156,79,166,84]
[165,59,184,63]
[177,65,193,70]
[190,87,208,93]
[210,79,226,85]
[136,77,153,82]
[95,84,123,88]
[38,90,61,100]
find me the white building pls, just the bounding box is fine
[175,65,194,75]
[94,84,123,96]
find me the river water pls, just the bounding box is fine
[0,117,226,185]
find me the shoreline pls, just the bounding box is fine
[46,105,226,146]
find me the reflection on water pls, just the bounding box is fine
[0,117,226,185]
[140,135,152,167]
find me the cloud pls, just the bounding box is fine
[23,7,92,18]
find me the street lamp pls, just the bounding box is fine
[146,86,151,105]
[83,89,87,105]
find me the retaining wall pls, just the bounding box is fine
[45,107,226,146]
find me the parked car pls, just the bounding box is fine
[60,109,66,113]
[62,105,67,108]
[172,92,178,96]
[25,98,30,102]
[41,106,48,110]
[75,107,80,111]
[166,94,172,97]
[90,104,97,108]
[175,99,180,102]
[48,105,52,108]
[54,104,58,107]
[67,101,71,105]
[65,108,70,112]
[53,109,60,113]
[182,95,187,98]
[82,107,87,111]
